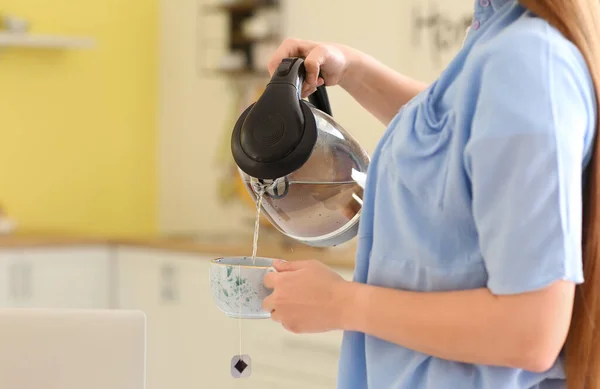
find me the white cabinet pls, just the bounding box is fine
[116,246,181,389]
[0,246,110,309]
[21,246,111,309]
[0,249,23,306]
[116,247,228,389]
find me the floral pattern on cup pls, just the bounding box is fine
[210,257,276,319]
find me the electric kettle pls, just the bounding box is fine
[231,57,370,247]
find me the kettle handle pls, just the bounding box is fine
[269,57,333,117]
[308,83,333,117]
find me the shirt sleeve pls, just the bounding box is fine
[464,26,595,295]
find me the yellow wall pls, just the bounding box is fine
[0,0,157,236]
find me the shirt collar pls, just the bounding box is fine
[474,0,512,14]
[469,0,513,32]
[491,0,513,11]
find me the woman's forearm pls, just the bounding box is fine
[338,280,574,372]
[339,49,428,126]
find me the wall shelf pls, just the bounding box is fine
[230,33,278,45]
[0,33,95,49]
[204,1,277,13]
[211,68,270,77]
[197,0,281,77]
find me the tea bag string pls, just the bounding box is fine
[238,188,264,357]
[238,262,242,356]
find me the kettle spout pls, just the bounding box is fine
[250,177,289,199]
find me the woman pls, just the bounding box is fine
[262,0,600,388]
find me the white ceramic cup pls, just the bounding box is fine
[210,257,278,319]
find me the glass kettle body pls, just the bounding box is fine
[231,58,370,247]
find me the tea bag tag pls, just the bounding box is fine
[231,354,251,379]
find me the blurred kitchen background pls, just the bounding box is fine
[0,0,472,388]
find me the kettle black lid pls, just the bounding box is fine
[231,58,332,180]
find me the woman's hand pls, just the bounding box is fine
[268,38,361,98]
[262,259,353,334]
[268,38,428,125]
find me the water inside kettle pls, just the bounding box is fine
[243,178,363,240]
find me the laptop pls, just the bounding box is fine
[0,309,146,389]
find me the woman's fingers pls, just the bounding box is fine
[270,310,281,323]
[302,85,316,98]
[262,294,275,312]
[301,46,328,97]
[267,38,317,75]
[267,38,330,98]
[303,46,325,85]
[267,38,352,98]
[263,271,278,289]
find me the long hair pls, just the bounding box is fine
[517,0,600,387]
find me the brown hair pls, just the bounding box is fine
[517,0,600,387]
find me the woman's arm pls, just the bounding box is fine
[340,49,428,125]
[263,260,575,373]
[341,279,574,372]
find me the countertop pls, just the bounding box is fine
[0,231,357,269]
